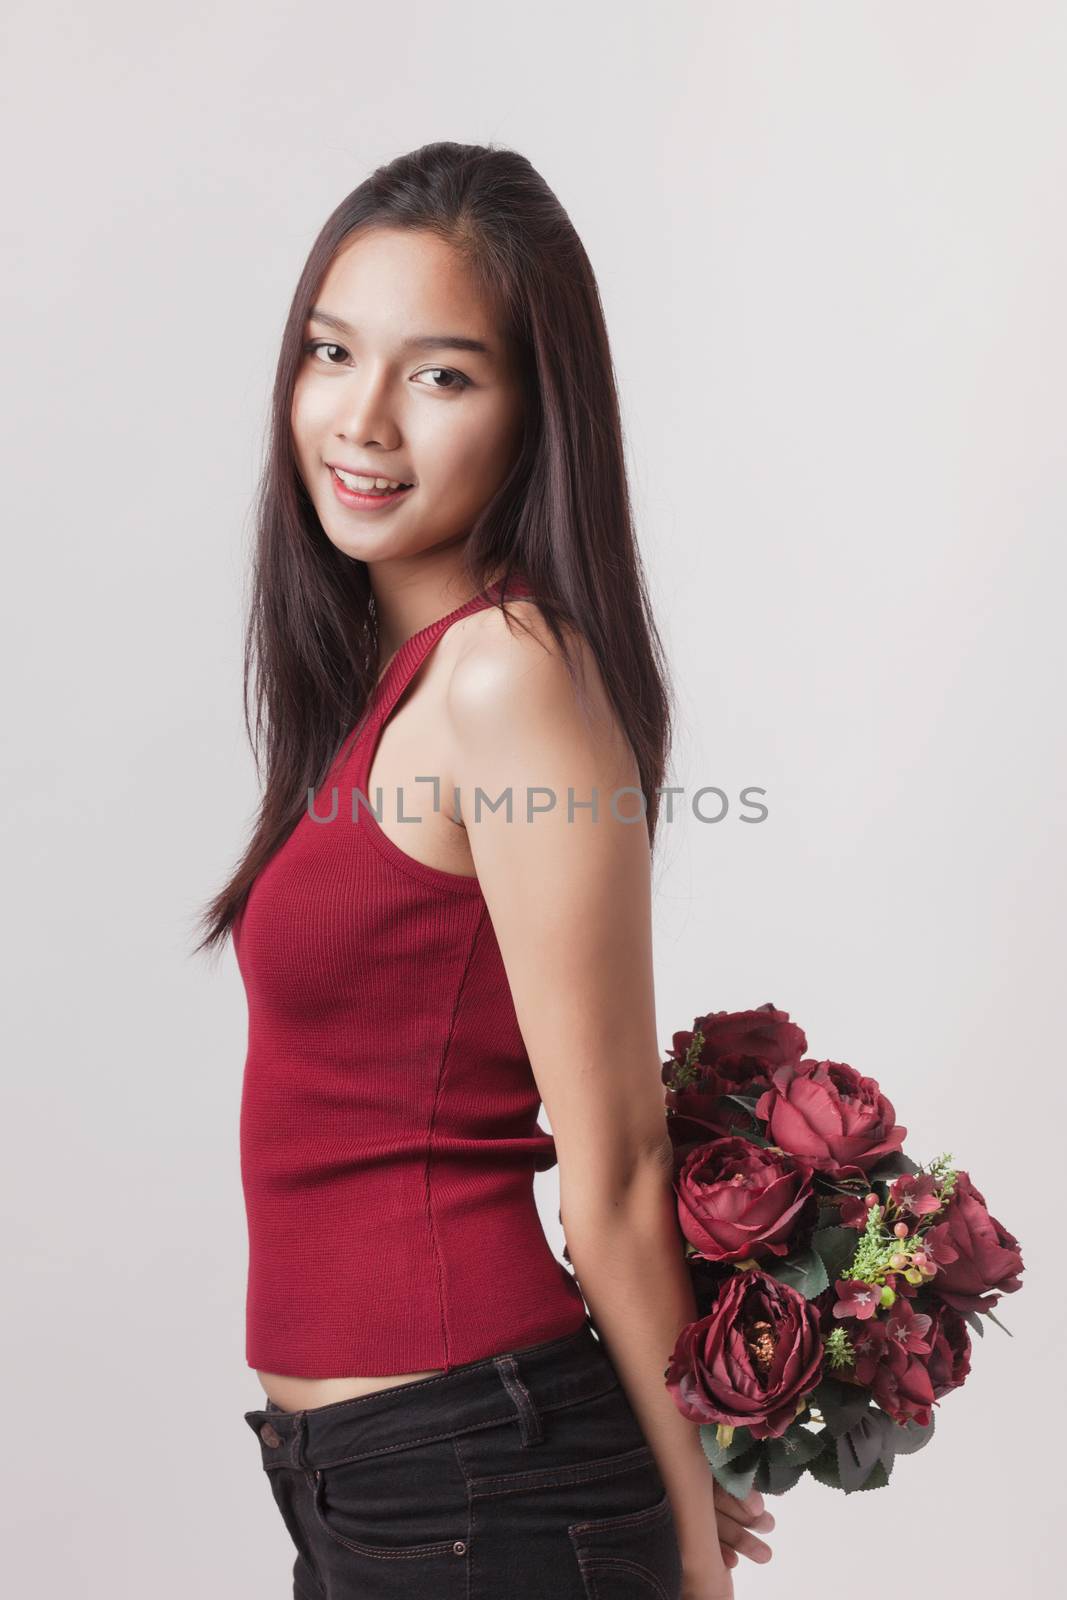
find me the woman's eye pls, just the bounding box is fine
[305,340,349,365]
[413,367,471,392]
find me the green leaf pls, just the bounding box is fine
[717,1094,772,1146]
[698,1423,756,1469]
[885,1409,936,1457]
[774,1423,830,1466]
[985,1309,1014,1338]
[867,1152,920,1179]
[805,1448,842,1489]
[816,1199,846,1230]
[836,1450,891,1492]
[837,1410,897,1491]
[709,1442,763,1500]
[961,1309,986,1339]
[812,1378,877,1439]
[763,1244,829,1299]
[721,1092,761,1116]
[811,1224,861,1283]
[761,1427,827,1494]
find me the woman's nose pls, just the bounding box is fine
[332,371,401,450]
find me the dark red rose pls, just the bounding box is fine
[663,1004,807,1140]
[665,1267,824,1440]
[929,1171,1025,1315]
[676,1137,816,1264]
[923,1303,972,1398]
[754,1059,907,1176]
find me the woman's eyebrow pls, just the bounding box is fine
[307,307,493,356]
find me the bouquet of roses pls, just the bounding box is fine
[659,1003,1025,1495]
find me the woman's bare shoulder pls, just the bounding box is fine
[447,596,604,722]
[444,595,633,786]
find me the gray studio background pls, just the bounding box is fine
[3,2,1062,1595]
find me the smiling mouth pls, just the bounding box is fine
[329,466,414,494]
[328,467,415,505]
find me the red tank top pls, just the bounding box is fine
[233,575,588,1376]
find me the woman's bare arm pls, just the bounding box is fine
[445,607,734,1595]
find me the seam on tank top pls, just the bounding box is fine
[423,902,490,1371]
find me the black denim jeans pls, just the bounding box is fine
[242,1317,683,1599]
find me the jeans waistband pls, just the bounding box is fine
[242,1319,618,1472]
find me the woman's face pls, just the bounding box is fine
[291,227,525,565]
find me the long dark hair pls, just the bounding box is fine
[192,140,674,958]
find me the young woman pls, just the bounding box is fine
[197,141,775,1600]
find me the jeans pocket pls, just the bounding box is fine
[307,1438,470,1597]
[568,1487,683,1600]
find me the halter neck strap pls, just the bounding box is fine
[349,572,537,776]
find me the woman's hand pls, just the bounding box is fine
[679,1483,775,1598]
[713,1482,776,1571]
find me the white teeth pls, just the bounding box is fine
[333,467,407,493]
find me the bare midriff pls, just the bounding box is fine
[257,1326,562,1411]
[257,1366,447,1413]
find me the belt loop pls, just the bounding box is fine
[493,1354,544,1447]
[289,1411,309,1470]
